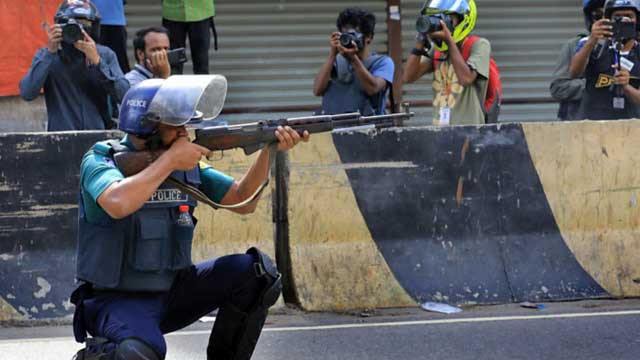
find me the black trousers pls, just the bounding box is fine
[75,254,262,358]
[162,17,213,74]
[99,25,130,74]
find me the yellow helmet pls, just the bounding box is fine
[420,0,478,51]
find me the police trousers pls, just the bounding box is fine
[75,254,262,358]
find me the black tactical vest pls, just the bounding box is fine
[76,140,200,291]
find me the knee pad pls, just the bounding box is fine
[246,247,282,309]
[114,339,160,360]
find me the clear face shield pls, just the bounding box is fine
[144,75,228,128]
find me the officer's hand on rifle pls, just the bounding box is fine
[166,136,210,171]
[275,126,309,152]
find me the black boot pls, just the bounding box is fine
[206,304,269,360]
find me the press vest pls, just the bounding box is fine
[320,54,388,116]
[76,140,200,292]
[580,42,640,120]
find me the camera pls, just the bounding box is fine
[60,18,84,44]
[167,48,187,66]
[416,13,454,35]
[611,16,636,43]
[339,32,364,50]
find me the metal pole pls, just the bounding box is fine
[387,0,404,112]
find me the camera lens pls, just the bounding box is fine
[416,16,431,33]
[416,15,441,34]
[339,33,355,48]
[62,23,83,44]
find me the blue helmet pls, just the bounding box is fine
[583,0,606,31]
[118,75,229,137]
[118,79,164,137]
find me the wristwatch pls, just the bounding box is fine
[411,47,429,57]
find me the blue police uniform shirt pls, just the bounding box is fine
[80,136,234,223]
[92,0,126,26]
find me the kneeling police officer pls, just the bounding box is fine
[71,75,309,360]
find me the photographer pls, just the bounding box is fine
[550,0,604,121]
[570,0,640,120]
[19,0,129,131]
[125,27,174,87]
[313,7,394,116]
[403,0,490,126]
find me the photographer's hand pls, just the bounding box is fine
[75,29,100,65]
[614,66,631,87]
[338,44,358,62]
[147,50,171,79]
[47,24,62,53]
[570,20,611,78]
[329,32,340,56]
[590,19,613,44]
[427,21,454,45]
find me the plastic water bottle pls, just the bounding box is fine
[176,205,193,226]
[173,205,194,269]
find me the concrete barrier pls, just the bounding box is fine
[2,120,640,319]
[285,121,640,311]
[0,132,274,320]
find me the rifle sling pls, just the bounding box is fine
[166,143,276,210]
[166,177,269,210]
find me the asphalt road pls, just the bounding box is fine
[1,299,639,360]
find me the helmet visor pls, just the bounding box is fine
[146,75,228,127]
[422,0,470,15]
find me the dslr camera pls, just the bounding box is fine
[59,18,84,44]
[416,13,455,35]
[339,31,364,50]
[610,16,636,44]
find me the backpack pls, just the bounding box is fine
[433,35,503,123]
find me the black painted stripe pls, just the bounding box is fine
[332,124,607,304]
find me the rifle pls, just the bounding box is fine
[112,109,413,209]
[114,109,414,177]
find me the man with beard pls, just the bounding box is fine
[125,26,172,87]
[20,0,129,131]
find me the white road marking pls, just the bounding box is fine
[1,310,639,345]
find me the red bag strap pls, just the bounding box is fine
[461,35,480,61]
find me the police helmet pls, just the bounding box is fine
[420,0,478,52]
[118,75,228,138]
[54,0,101,42]
[583,0,606,31]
